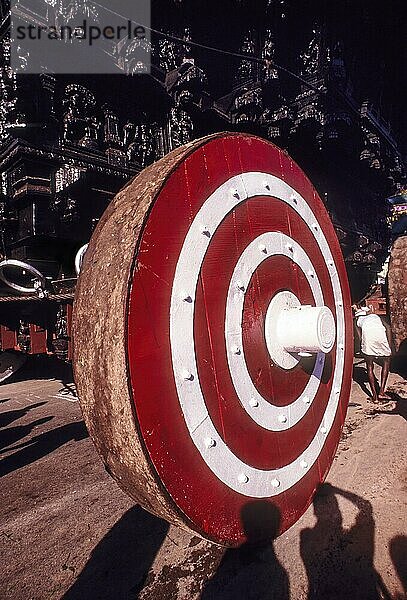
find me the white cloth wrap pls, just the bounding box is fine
[357,314,391,357]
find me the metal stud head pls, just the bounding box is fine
[258,244,267,254]
[320,426,327,434]
[230,188,240,199]
[249,397,259,408]
[238,473,249,484]
[300,460,308,469]
[204,437,216,449]
[278,414,287,424]
[201,226,211,237]
[232,346,241,355]
[271,478,281,488]
[302,396,310,404]
[182,370,194,381]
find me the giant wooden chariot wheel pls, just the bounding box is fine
[73,133,353,547]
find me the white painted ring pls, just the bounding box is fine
[225,232,325,431]
[169,172,345,497]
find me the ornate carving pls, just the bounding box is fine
[262,29,278,81]
[236,30,257,84]
[0,2,404,311]
[233,85,263,123]
[45,0,99,24]
[55,305,68,339]
[168,95,193,149]
[157,36,179,73]
[127,124,156,166]
[54,164,83,193]
[260,104,294,139]
[122,36,153,75]
[103,106,122,149]
[300,27,322,76]
[360,122,382,170]
[62,84,99,148]
[79,115,99,149]
[52,164,83,221]
[0,37,18,142]
[157,28,192,73]
[166,60,207,97]
[0,198,7,227]
[123,121,136,148]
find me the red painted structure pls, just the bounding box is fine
[0,302,73,357]
[0,325,17,351]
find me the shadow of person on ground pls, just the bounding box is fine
[202,501,289,600]
[56,380,78,399]
[352,364,372,397]
[389,535,407,599]
[0,416,54,451]
[300,483,391,600]
[0,401,47,428]
[62,505,169,600]
[0,421,88,477]
[371,392,407,422]
[2,354,74,386]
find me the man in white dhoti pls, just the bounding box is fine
[354,305,393,402]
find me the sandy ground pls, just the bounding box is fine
[0,357,406,600]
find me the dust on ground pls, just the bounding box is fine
[0,356,406,599]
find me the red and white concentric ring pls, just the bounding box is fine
[225,232,325,431]
[170,172,345,497]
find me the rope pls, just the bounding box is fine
[0,292,75,303]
